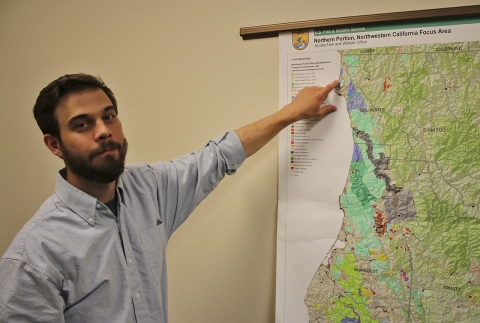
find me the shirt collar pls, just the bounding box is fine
[116,176,126,206]
[54,168,127,225]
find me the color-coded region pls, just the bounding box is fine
[305,41,480,322]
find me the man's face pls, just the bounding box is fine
[59,136,128,183]
[53,89,127,183]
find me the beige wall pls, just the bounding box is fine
[1,0,477,322]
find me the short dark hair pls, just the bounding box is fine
[33,73,118,138]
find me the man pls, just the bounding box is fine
[0,74,339,322]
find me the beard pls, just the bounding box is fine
[60,138,128,183]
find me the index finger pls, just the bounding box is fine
[322,80,339,92]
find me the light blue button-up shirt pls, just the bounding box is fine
[0,131,245,323]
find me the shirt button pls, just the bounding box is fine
[88,217,94,223]
[96,203,101,209]
[128,258,132,264]
[135,293,140,299]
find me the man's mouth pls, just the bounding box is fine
[90,142,122,158]
[99,149,116,155]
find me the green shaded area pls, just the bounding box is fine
[327,252,378,322]
[326,300,379,323]
[412,200,480,273]
[333,252,363,292]
[348,160,376,208]
[412,290,424,315]
[432,99,480,201]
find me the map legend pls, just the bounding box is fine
[290,125,295,171]
[291,73,295,100]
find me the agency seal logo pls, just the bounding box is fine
[292,30,309,50]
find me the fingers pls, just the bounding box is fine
[320,104,337,115]
[310,80,339,96]
[310,104,337,121]
[300,80,338,98]
[318,80,339,92]
[314,80,339,106]
[290,80,339,120]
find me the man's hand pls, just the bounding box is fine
[281,80,339,123]
[235,80,339,158]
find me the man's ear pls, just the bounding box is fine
[44,134,64,159]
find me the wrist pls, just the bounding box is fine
[279,103,302,125]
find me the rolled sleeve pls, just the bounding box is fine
[145,131,246,235]
[210,131,246,175]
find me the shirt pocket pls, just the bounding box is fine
[140,224,166,286]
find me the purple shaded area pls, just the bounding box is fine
[351,143,362,162]
[341,317,359,323]
[346,82,367,113]
[347,82,357,95]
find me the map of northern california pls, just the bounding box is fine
[305,42,480,322]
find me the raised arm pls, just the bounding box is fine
[235,80,339,158]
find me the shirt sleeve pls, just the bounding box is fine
[150,131,246,236]
[0,257,65,323]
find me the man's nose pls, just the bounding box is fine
[94,120,112,141]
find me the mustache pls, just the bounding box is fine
[89,140,123,159]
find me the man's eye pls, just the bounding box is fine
[75,122,88,129]
[104,114,116,121]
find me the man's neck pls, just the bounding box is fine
[64,168,116,203]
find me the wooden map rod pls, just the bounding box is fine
[240,5,480,40]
